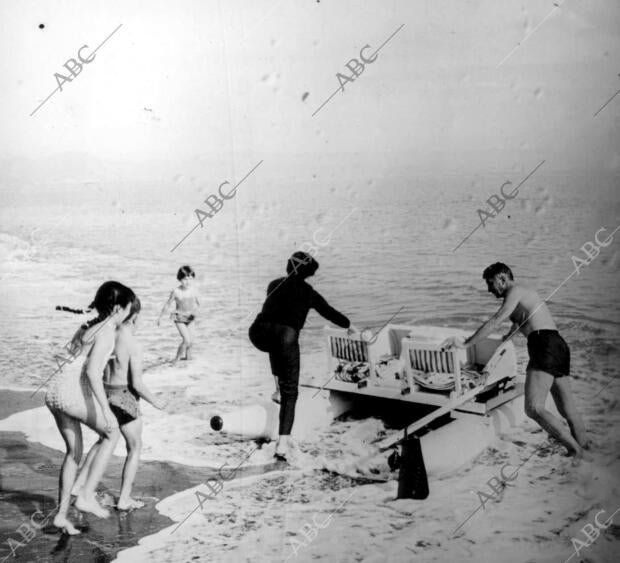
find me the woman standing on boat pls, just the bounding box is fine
[249,251,358,461]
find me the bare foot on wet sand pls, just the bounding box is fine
[52,515,81,535]
[74,495,110,518]
[117,497,145,511]
[571,447,594,466]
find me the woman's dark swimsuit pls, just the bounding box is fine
[249,276,349,435]
[105,383,140,425]
[527,329,570,378]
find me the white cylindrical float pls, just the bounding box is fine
[210,402,279,440]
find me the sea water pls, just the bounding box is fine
[1,178,619,562]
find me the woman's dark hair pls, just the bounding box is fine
[82,281,136,329]
[124,296,141,323]
[177,265,195,281]
[286,251,319,279]
[482,262,514,281]
[56,305,91,314]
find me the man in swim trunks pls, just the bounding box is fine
[441,262,590,459]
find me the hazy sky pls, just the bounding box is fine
[1,0,619,194]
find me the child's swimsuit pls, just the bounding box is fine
[45,332,114,413]
[173,294,196,324]
[105,383,140,425]
[171,312,195,324]
[526,329,570,378]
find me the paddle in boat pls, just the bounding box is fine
[300,323,526,497]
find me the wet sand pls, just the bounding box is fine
[0,389,276,563]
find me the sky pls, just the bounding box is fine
[0,0,618,201]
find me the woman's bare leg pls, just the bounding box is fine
[117,418,144,510]
[74,425,120,518]
[50,409,83,535]
[72,439,101,496]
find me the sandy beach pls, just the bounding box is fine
[2,369,619,563]
[0,389,216,562]
[2,0,620,561]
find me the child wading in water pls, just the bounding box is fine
[157,265,200,362]
[74,296,166,510]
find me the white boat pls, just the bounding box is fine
[300,323,527,494]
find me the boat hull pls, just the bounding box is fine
[420,395,525,476]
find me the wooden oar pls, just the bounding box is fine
[375,382,491,453]
[321,381,492,479]
[329,362,507,477]
[321,345,511,480]
[375,346,509,453]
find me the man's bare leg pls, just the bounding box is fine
[550,377,591,449]
[525,368,583,456]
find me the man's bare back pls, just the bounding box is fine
[504,284,557,337]
[441,262,590,459]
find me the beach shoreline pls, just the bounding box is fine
[0,389,239,562]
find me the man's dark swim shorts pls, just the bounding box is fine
[527,329,570,378]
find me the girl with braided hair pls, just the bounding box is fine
[46,281,135,534]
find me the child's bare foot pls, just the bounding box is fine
[582,439,594,451]
[52,514,81,535]
[74,495,110,519]
[571,447,594,466]
[117,497,145,511]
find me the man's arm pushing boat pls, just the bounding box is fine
[441,286,520,351]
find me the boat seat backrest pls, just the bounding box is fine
[387,328,412,356]
[408,347,456,374]
[329,335,369,363]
